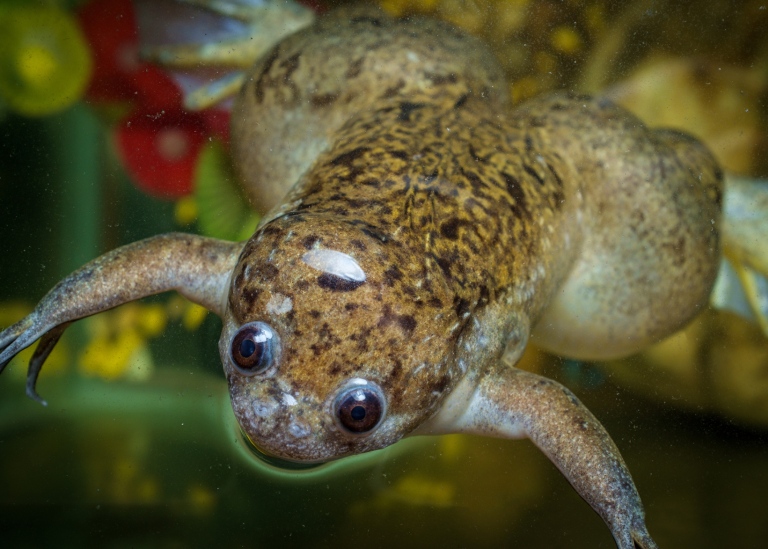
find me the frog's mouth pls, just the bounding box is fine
[238,426,328,471]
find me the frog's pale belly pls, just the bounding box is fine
[0,7,722,549]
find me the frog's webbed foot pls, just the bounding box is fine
[420,367,657,549]
[0,233,243,403]
[712,175,768,335]
[137,0,314,110]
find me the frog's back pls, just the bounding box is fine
[232,7,722,364]
[231,6,508,214]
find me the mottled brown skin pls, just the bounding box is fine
[231,5,508,214]
[0,7,723,549]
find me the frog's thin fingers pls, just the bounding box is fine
[631,520,659,549]
[178,0,314,26]
[25,322,70,406]
[0,316,48,375]
[722,175,768,274]
[0,316,33,355]
[138,0,313,70]
[183,72,245,111]
[141,42,254,70]
[732,261,768,335]
[717,174,768,336]
[179,0,281,22]
[608,508,658,549]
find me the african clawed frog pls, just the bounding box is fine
[0,8,724,549]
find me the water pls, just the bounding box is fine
[1,360,766,547]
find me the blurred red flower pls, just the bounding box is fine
[78,0,229,199]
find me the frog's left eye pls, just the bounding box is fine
[334,383,385,434]
[230,322,277,375]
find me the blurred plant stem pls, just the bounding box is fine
[42,103,102,351]
[44,103,102,277]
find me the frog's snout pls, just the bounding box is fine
[227,367,391,463]
[222,315,392,462]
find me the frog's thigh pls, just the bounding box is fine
[532,127,722,360]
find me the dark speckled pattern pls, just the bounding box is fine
[232,6,508,214]
[221,8,720,548]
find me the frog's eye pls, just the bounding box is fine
[230,322,277,375]
[334,384,385,434]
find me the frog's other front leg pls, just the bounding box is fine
[424,367,657,549]
[0,233,243,400]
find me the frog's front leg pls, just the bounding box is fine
[0,233,243,400]
[423,367,657,549]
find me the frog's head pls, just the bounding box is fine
[220,214,459,463]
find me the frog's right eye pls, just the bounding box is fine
[334,383,385,435]
[230,322,277,375]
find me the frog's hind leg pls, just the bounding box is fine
[0,234,243,403]
[139,0,314,69]
[711,175,768,335]
[528,95,722,360]
[137,0,314,110]
[180,72,247,111]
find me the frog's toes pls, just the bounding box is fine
[0,312,67,405]
[137,0,314,109]
[0,315,39,374]
[712,257,768,335]
[600,466,657,549]
[181,71,246,111]
[180,0,309,23]
[611,512,658,549]
[631,523,659,549]
[23,322,70,406]
[714,174,768,336]
[141,0,314,69]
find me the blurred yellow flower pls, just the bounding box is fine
[186,484,217,515]
[78,302,168,381]
[182,302,209,331]
[167,294,209,331]
[174,195,198,226]
[0,4,92,116]
[136,303,167,338]
[551,26,583,55]
[79,327,149,381]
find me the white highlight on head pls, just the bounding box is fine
[301,249,366,282]
[282,393,298,406]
